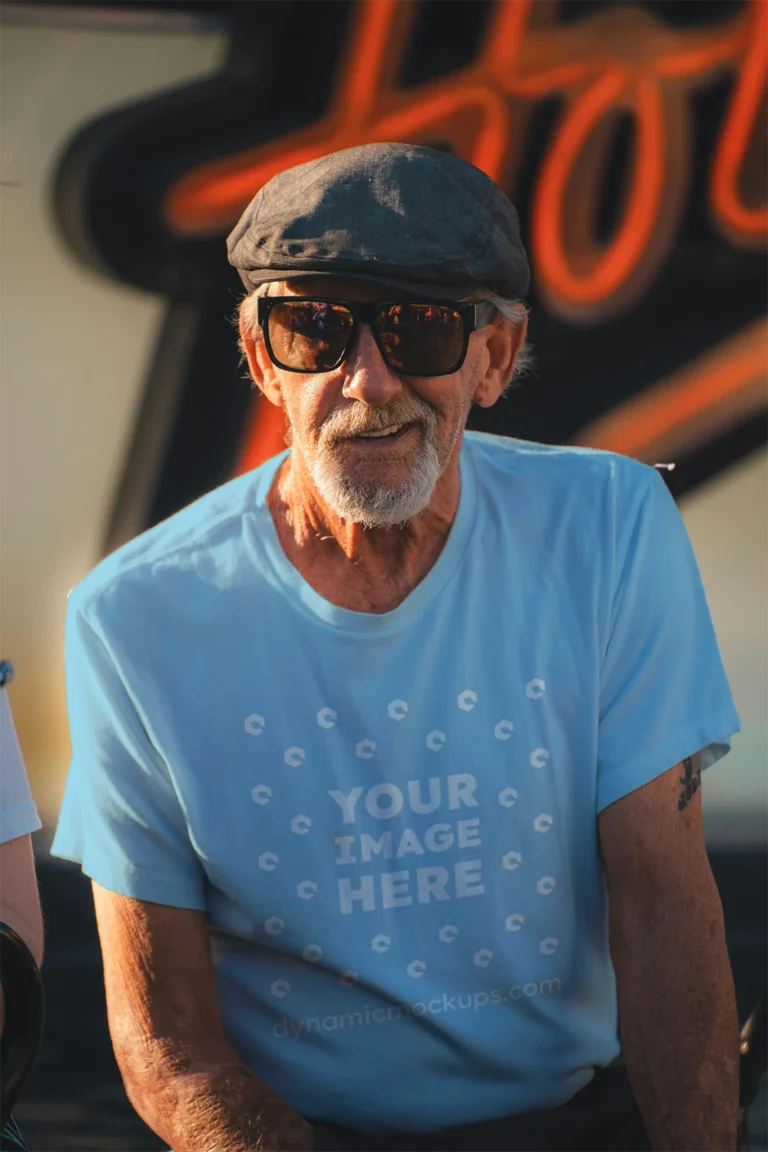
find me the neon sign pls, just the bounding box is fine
[158,0,766,473]
[572,315,768,460]
[164,0,767,324]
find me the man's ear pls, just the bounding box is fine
[472,312,529,408]
[238,307,284,409]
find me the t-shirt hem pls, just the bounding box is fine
[0,802,42,845]
[597,710,740,812]
[50,843,206,910]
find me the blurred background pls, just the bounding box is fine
[0,0,765,1147]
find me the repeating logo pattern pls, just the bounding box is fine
[242,677,561,1002]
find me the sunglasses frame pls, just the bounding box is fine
[256,296,497,377]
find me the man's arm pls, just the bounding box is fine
[1,833,45,1033]
[0,835,44,967]
[599,759,739,1152]
[91,884,313,1152]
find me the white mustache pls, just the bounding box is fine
[321,403,436,444]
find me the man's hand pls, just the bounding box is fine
[599,759,739,1152]
[92,884,313,1152]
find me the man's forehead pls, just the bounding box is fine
[278,276,435,302]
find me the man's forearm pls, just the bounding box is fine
[123,1042,313,1152]
[613,883,739,1151]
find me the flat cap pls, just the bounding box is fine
[227,142,530,300]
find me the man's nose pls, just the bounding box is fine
[341,324,403,406]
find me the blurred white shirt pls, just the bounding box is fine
[0,687,41,845]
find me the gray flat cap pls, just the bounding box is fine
[227,142,530,300]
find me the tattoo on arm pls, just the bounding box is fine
[678,755,701,811]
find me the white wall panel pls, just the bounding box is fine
[680,450,768,846]
[0,23,225,826]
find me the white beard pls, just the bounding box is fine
[307,430,444,529]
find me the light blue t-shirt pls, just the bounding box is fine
[52,433,739,1132]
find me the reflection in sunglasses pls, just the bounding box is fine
[262,298,473,377]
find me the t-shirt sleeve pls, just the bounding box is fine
[51,598,206,909]
[597,468,741,812]
[0,687,42,844]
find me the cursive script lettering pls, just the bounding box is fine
[165,0,766,323]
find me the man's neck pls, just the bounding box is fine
[267,449,461,614]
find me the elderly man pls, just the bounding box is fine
[53,144,740,1152]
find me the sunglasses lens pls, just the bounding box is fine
[376,304,466,375]
[268,301,354,371]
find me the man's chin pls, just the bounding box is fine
[306,437,444,527]
[324,485,433,528]
[310,467,437,527]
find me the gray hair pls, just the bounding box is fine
[237,282,534,385]
[237,281,273,362]
[460,288,534,386]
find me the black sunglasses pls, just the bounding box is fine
[257,297,497,377]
